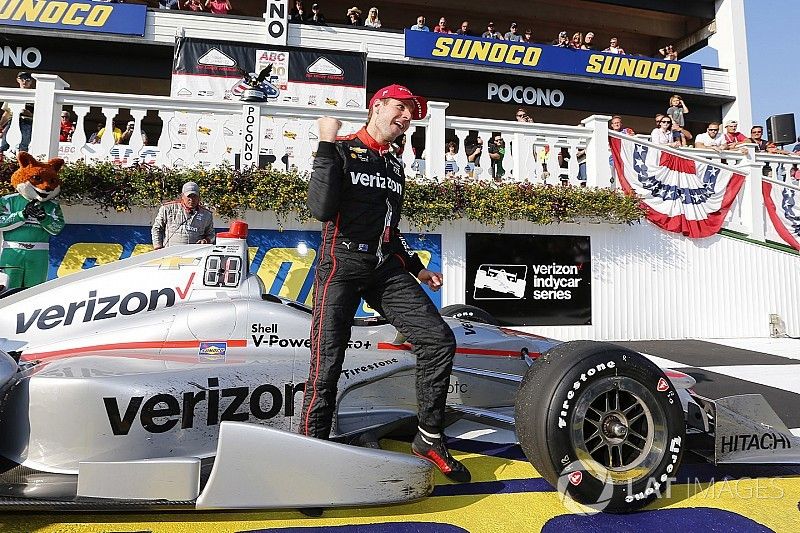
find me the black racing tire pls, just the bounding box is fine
[515,340,685,514]
[440,304,499,326]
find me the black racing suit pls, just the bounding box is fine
[300,127,457,439]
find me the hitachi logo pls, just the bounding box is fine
[349,171,402,194]
[15,276,193,334]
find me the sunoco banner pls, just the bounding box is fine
[405,31,703,89]
[0,0,146,36]
[48,225,440,317]
[465,233,591,326]
[171,37,367,110]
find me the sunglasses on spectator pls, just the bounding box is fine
[517,113,529,118]
[660,120,672,123]
[708,128,718,131]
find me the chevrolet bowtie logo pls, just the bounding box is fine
[145,257,201,269]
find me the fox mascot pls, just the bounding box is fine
[0,152,65,289]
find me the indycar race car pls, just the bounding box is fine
[1,222,799,514]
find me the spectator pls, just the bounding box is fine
[151,181,215,249]
[158,0,180,9]
[364,7,381,28]
[609,115,635,135]
[434,17,451,33]
[410,15,429,31]
[0,72,35,154]
[748,125,768,152]
[308,3,326,24]
[582,32,595,50]
[569,32,583,49]
[694,122,728,151]
[346,6,361,25]
[659,44,678,61]
[523,28,534,43]
[94,123,122,144]
[289,0,307,23]
[119,121,136,145]
[651,116,680,147]
[666,94,689,143]
[603,37,625,54]
[87,122,103,144]
[464,136,483,177]
[482,21,503,40]
[792,136,800,153]
[444,141,458,176]
[185,0,203,11]
[487,133,506,180]
[59,111,75,142]
[456,20,473,36]
[553,31,569,47]
[516,107,532,123]
[505,22,523,42]
[205,0,231,15]
[723,120,747,148]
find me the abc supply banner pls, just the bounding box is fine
[465,233,591,326]
[405,31,703,89]
[0,0,146,36]
[47,225,440,318]
[171,37,367,110]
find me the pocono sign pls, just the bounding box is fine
[610,136,745,237]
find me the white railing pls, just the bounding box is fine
[4,74,800,248]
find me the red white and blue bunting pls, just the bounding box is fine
[610,137,745,238]
[763,181,800,251]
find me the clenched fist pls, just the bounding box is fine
[317,117,342,142]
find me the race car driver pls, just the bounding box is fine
[300,84,470,482]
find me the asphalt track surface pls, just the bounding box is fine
[2,338,800,533]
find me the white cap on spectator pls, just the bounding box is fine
[724,119,738,127]
[182,181,200,196]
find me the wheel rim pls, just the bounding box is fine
[570,376,668,484]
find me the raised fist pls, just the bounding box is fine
[317,117,342,142]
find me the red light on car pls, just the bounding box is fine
[217,220,249,239]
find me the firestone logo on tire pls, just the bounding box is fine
[557,360,616,429]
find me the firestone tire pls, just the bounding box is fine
[515,340,685,513]
[440,304,499,326]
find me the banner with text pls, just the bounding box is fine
[0,0,146,36]
[171,37,367,110]
[48,225,440,317]
[465,233,591,326]
[404,31,703,89]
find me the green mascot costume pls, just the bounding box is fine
[0,152,65,289]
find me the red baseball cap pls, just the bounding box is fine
[368,84,428,120]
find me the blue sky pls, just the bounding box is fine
[685,0,798,131]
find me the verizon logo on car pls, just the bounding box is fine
[15,276,193,334]
[350,172,402,194]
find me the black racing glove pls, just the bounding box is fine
[22,200,46,221]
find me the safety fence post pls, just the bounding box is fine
[29,74,69,160]
[580,114,612,189]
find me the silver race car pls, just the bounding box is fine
[0,223,797,513]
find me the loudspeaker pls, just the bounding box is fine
[766,113,796,145]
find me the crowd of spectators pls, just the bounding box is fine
[148,0,681,60]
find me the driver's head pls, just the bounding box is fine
[367,85,427,143]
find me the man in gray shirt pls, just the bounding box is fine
[151,181,215,248]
